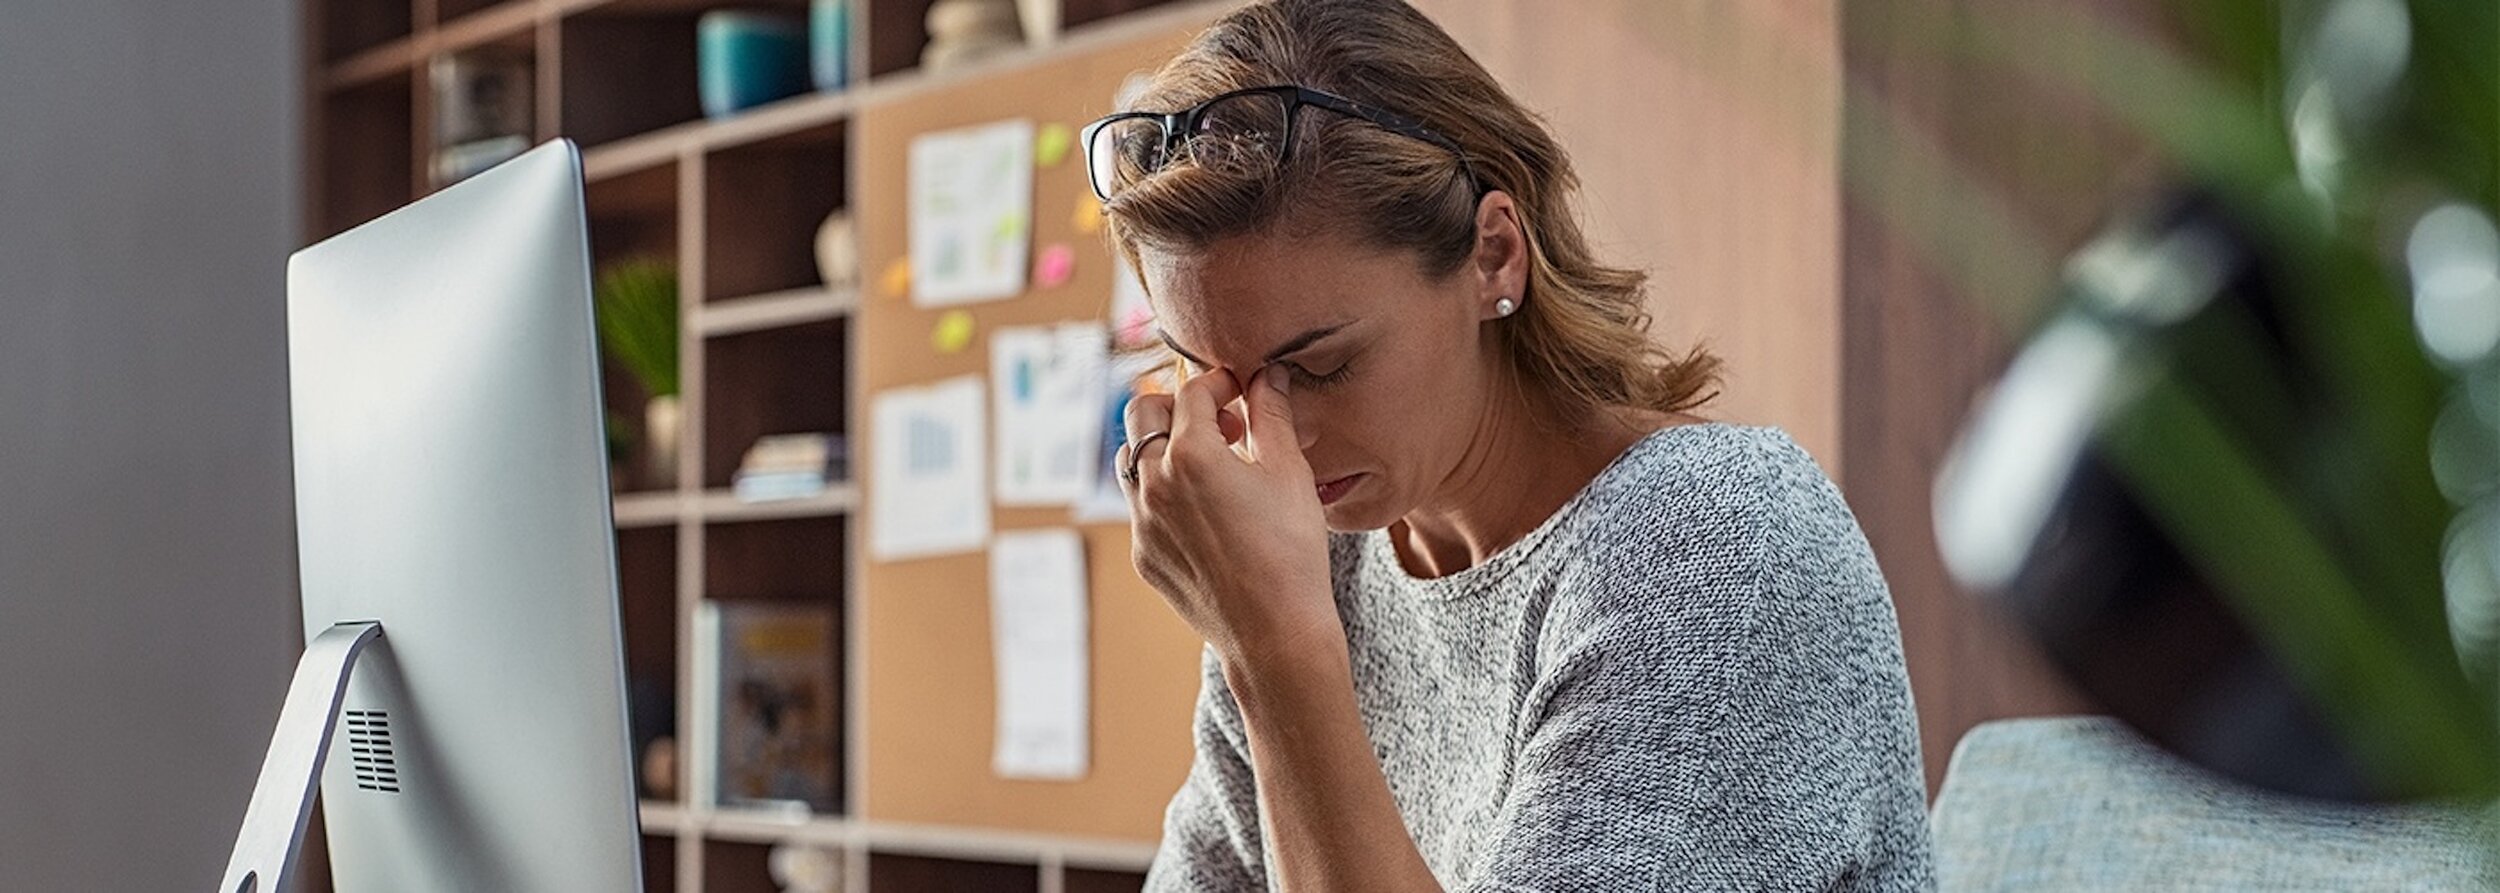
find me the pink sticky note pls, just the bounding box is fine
[1034,243,1077,289]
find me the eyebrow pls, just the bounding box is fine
[1157,322,1351,370]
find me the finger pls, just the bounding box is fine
[1244,365,1308,471]
[1216,407,1245,446]
[1170,368,1245,450]
[1123,392,1174,443]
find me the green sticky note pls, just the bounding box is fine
[1035,123,1075,168]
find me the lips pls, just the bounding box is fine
[1315,473,1362,506]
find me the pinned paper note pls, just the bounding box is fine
[1033,243,1077,289]
[1071,198,1104,236]
[932,310,977,354]
[992,322,1108,506]
[990,528,1089,780]
[869,376,990,561]
[1072,363,1146,523]
[1034,122,1075,168]
[909,119,1035,306]
[879,258,913,299]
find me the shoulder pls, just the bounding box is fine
[1564,422,1839,580]
[1545,423,1872,639]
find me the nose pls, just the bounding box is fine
[1246,366,1322,453]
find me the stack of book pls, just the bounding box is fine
[732,432,847,502]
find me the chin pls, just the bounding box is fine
[1321,500,1399,534]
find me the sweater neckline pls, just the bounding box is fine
[1361,421,1730,600]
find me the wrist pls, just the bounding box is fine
[1217,628,1353,716]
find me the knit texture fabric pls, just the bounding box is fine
[1143,423,1936,891]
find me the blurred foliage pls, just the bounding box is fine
[595,257,680,400]
[1854,0,2500,800]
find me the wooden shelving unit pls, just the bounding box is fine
[304,0,1233,890]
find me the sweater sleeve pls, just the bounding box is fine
[1461,444,1935,892]
[1142,647,1270,892]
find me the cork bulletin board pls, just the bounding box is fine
[854,17,1223,841]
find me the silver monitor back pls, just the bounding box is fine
[284,139,643,892]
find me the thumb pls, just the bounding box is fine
[1244,365,1306,470]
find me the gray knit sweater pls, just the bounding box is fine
[1142,423,1935,891]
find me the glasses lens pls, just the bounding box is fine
[1185,92,1291,175]
[1089,117,1168,201]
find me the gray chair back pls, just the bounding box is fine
[1931,716,2496,891]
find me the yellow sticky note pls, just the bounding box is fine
[1035,122,1076,168]
[879,258,912,299]
[932,310,976,354]
[1071,198,1104,236]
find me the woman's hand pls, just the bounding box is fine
[1117,365,1339,664]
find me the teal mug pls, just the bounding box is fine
[698,10,810,119]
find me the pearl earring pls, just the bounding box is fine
[1495,297,1517,317]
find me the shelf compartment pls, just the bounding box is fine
[326,36,421,91]
[433,0,542,54]
[619,526,684,802]
[865,0,938,80]
[701,840,788,893]
[585,155,682,263]
[585,159,686,493]
[703,121,849,304]
[555,0,819,149]
[703,515,846,602]
[558,6,706,148]
[869,852,1040,893]
[315,70,415,240]
[645,833,681,893]
[424,38,539,190]
[702,517,849,817]
[701,319,849,489]
[320,0,413,62]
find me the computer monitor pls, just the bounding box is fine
[220,140,643,892]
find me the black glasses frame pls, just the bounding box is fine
[1081,84,1477,201]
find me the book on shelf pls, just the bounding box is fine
[693,599,842,815]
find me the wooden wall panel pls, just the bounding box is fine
[1412,0,1846,473]
[1839,0,2169,788]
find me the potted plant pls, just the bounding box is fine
[595,257,681,489]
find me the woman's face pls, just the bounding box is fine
[1139,230,1500,533]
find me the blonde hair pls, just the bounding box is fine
[1103,0,1719,420]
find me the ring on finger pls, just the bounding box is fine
[1123,430,1172,484]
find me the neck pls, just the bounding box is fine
[1390,377,1657,579]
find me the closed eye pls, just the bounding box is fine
[1288,361,1352,388]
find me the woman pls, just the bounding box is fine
[1094,1,1933,889]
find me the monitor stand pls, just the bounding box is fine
[218,621,385,893]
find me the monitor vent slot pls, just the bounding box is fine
[344,709,400,794]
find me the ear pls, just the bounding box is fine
[1470,191,1530,320]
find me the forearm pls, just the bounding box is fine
[1221,639,1442,893]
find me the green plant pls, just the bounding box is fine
[596,257,680,399]
[1855,0,2499,801]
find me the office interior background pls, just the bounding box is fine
[6,0,2498,889]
